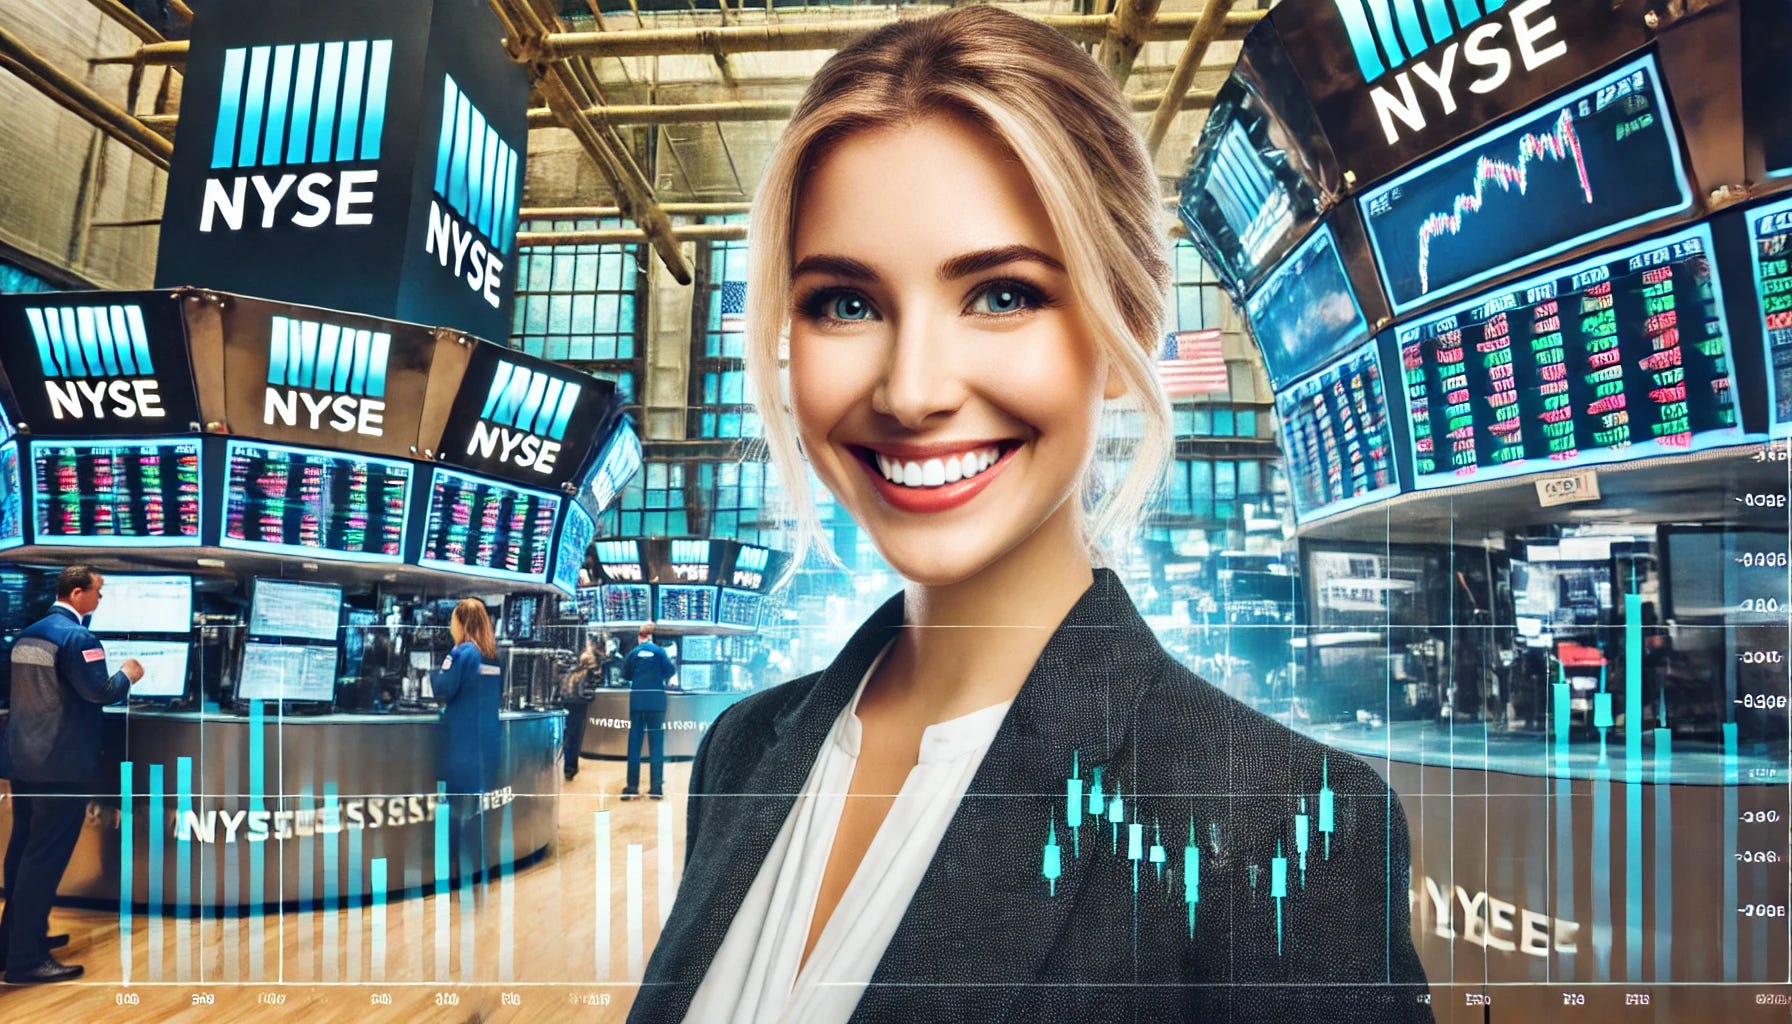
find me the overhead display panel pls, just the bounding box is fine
[1746,195,1792,436]
[716,587,762,630]
[0,292,201,436]
[1359,55,1694,315]
[30,438,203,546]
[656,584,716,627]
[417,467,559,584]
[1276,342,1399,523]
[1398,222,1742,489]
[598,583,651,624]
[1269,0,1649,186]
[0,443,20,553]
[585,417,641,512]
[221,439,412,562]
[1246,223,1371,388]
[552,501,594,596]
[436,340,618,489]
[593,539,645,583]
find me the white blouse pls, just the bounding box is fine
[681,643,1013,1024]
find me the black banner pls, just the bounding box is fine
[435,341,618,489]
[0,291,201,436]
[1270,0,1651,187]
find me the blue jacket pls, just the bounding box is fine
[632,569,1432,1024]
[621,640,677,713]
[434,641,502,799]
[3,606,131,782]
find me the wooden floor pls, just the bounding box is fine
[0,757,693,1022]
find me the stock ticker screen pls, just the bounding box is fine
[30,438,202,545]
[1399,223,1741,488]
[221,441,411,562]
[1360,54,1693,314]
[418,468,560,584]
[1275,342,1398,522]
[1748,194,1792,434]
[1246,223,1370,387]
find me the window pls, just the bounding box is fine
[509,217,643,402]
[692,218,755,438]
[599,459,687,537]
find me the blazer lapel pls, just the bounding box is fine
[850,568,1160,1024]
[633,590,906,1022]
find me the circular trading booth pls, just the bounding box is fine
[0,288,638,908]
[1179,3,1790,1016]
[570,537,789,761]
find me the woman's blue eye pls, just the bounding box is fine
[972,282,1041,315]
[829,293,875,320]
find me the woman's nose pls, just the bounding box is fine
[870,314,969,430]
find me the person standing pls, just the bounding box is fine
[560,638,601,781]
[1,566,142,984]
[620,623,677,800]
[435,598,502,883]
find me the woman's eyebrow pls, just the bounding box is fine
[791,254,878,280]
[938,244,1065,280]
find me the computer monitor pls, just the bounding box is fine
[85,574,193,635]
[249,579,343,642]
[236,642,338,703]
[104,639,190,699]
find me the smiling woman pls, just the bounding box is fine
[631,7,1433,1024]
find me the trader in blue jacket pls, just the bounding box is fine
[1,566,142,985]
[435,598,503,884]
[620,623,678,800]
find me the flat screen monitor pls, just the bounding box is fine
[1746,195,1792,436]
[30,438,202,546]
[249,578,343,642]
[716,587,762,630]
[586,419,642,511]
[599,584,651,624]
[236,642,338,703]
[678,663,712,692]
[657,584,716,626]
[104,639,190,699]
[668,539,712,582]
[221,440,411,563]
[680,634,717,661]
[1246,224,1370,388]
[418,468,559,583]
[1398,222,1743,489]
[552,502,595,596]
[1275,342,1399,523]
[0,443,20,552]
[1359,54,1694,314]
[1664,528,1788,624]
[595,539,644,582]
[85,574,192,635]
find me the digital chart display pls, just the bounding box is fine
[31,439,202,545]
[599,584,651,624]
[1360,55,1693,314]
[0,443,20,552]
[236,642,338,703]
[418,469,560,584]
[1275,342,1397,522]
[717,587,762,630]
[104,639,190,699]
[553,503,594,596]
[1399,223,1741,489]
[222,441,411,562]
[249,579,343,642]
[86,575,193,635]
[657,584,716,626]
[1246,224,1369,387]
[1747,195,1792,435]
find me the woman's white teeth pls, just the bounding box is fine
[876,447,1000,488]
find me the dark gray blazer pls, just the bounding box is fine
[630,568,1434,1023]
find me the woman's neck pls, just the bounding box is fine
[866,502,1096,724]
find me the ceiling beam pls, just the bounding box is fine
[0,23,171,168]
[1099,0,1165,87]
[1145,0,1236,156]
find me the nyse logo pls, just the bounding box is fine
[1332,0,1567,145]
[200,39,393,233]
[25,305,165,419]
[425,75,519,309]
[470,361,578,474]
[263,316,389,436]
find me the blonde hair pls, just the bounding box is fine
[745,5,1174,567]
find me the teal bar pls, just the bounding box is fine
[119,761,133,983]
[435,779,449,981]
[347,819,363,983]
[1722,722,1738,981]
[248,700,265,979]
[176,756,192,979]
[147,763,164,981]
[1552,680,1574,979]
[323,782,339,981]
[371,858,387,983]
[500,801,515,981]
[1624,592,1643,981]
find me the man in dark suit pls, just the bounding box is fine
[1,566,142,985]
[620,623,678,801]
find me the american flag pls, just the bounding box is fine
[720,280,747,333]
[1157,329,1229,397]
